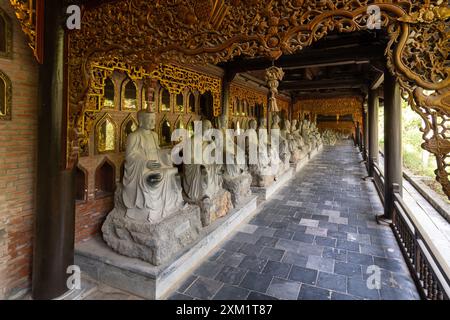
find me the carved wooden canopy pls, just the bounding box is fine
[10,0,450,196]
[295,97,363,122]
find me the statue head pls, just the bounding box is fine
[292,119,298,129]
[202,119,213,132]
[137,110,156,130]
[259,117,267,129]
[249,119,257,130]
[284,119,291,131]
[218,114,228,129]
[272,114,280,124]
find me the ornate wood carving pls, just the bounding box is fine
[10,0,44,63]
[66,0,450,197]
[0,70,12,121]
[229,84,267,109]
[295,97,363,121]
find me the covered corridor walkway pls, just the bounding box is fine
[167,141,419,300]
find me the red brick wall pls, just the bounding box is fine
[75,152,124,243]
[0,2,39,299]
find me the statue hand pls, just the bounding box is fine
[147,160,161,170]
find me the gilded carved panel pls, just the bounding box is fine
[60,0,449,196]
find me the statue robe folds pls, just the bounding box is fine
[122,129,184,223]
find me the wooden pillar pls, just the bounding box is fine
[368,89,379,177]
[362,105,368,160]
[383,71,403,219]
[221,69,236,128]
[32,1,75,300]
[355,121,361,147]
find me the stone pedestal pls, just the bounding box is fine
[102,204,202,266]
[223,173,252,207]
[197,189,233,227]
[75,195,258,300]
[251,167,294,200]
[250,171,275,188]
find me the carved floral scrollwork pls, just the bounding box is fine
[66,0,450,197]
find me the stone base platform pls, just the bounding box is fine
[251,167,294,200]
[74,195,258,300]
[291,157,309,173]
[309,144,323,160]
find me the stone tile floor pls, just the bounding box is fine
[167,141,420,300]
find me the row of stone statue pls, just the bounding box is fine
[101,111,323,265]
[321,130,351,146]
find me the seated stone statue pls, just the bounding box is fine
[272,115,291,173]
[122,111,184,223]
[182,119,232,226]
[291,119,308,161]
[302,119,316,151]
[310,122,323,146]
[220,115,252,206]
[102,110,202,266]
[247,118,276,187]
[282,119,305,164]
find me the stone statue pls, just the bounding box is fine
[121,111,184,223]
[282,119,306,164]
[221,115,252,206]
[102,110,202,266]
[247,118,276,187]
[291,119,308,161]
[182,119,233,226]
[301,119,316,151]
[271,114,288,175]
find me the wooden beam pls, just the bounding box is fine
[224,44,385,73]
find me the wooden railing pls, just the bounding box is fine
[391,184,450,300]
[372,162,385,204]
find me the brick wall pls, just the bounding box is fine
[75,152,124,243]
[0,1,39,299]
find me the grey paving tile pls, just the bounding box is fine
[298,285,331,300]
[256,236,279,247]
[273,229,295,240]
[168,293,194,300]
[193,261,223,278]
[336,239,360,252]
[232,232,259,244]
[282,251,308,267]
[216,251,246,267]
[288,266,318,285]
[379,286,416,300]
[334,261,362,277]
[314,236,336,247]
[292,232,315,244]
[347,251,374,266]
[177,275,198,293]
[317,272,347,293]
[267,278,301,300]
[185,277,223,300]
[215,266,247,286]
[238,243,265,257]
[239,256,268,273]
[347,277,380,300]
[259,247,285,262]
[222,240,243,252]
[306,256,334,273]
[373,257,406,273]
[240,272,273,293]
[262,261,292,279]
[331,292,360,300]
[213,285,250,300]
[208,249,225,262]
[247,291,278,300]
